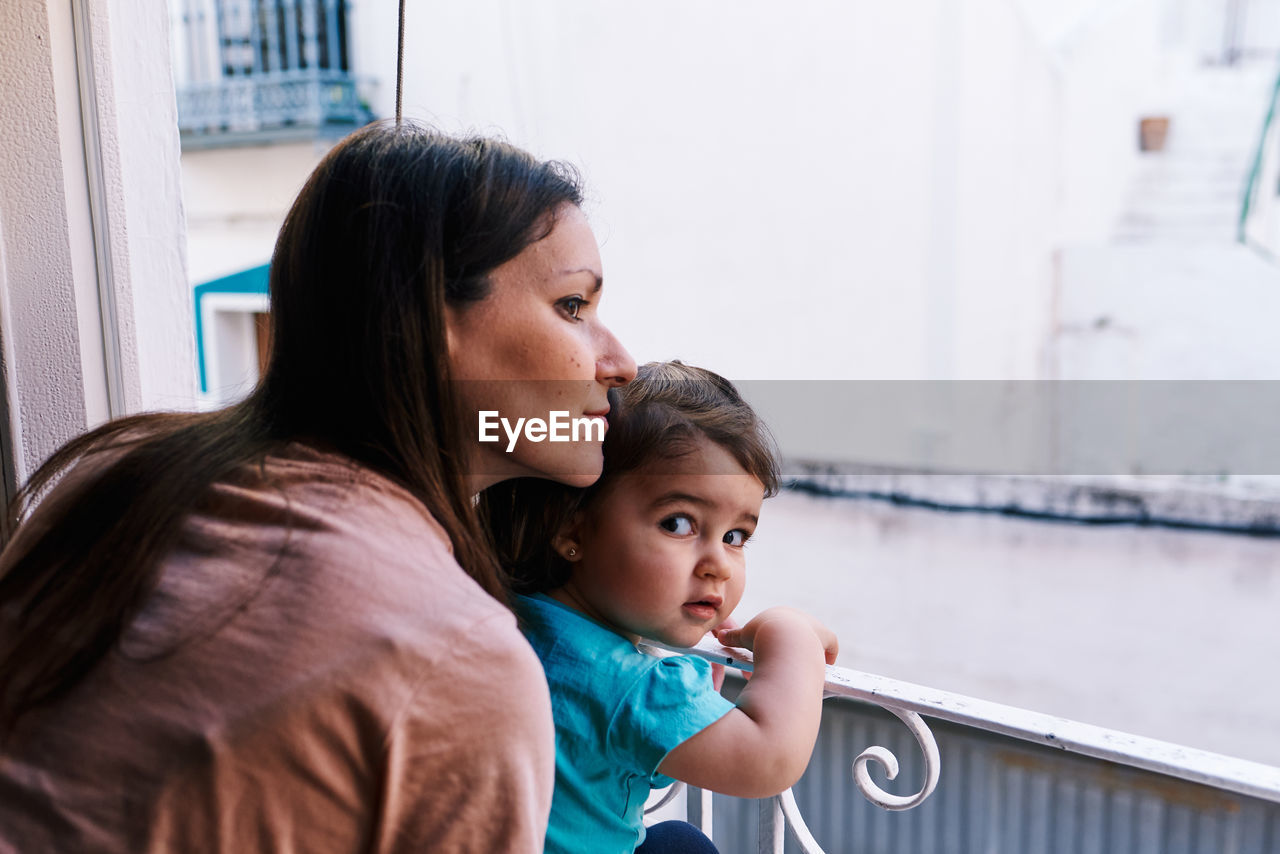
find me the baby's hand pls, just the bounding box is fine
[662,607,837,797]
[714,607,840,665]
[707,616,744,690]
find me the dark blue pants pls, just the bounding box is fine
[635,820,720,854]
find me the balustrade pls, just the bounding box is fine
[170,0,371,145]
[644,637,1280,853]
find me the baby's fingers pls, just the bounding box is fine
[823,635,840,665]
[810,622,840,665]
[714,626,749,650]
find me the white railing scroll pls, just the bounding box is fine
[642,636,942,854]
[680,637,942,812]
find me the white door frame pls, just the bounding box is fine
[0,0,192,508]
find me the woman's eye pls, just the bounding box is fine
[723,529,748,547]
[559,297,586,319]
[659,515,694,536]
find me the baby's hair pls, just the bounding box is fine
[480,361,780,593]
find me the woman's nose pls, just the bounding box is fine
[596,326,637,388]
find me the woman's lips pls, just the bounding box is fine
[579,412,609,439]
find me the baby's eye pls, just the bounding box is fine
[659,515,694,536]
[723,529,749,547]
[558,296,586,320]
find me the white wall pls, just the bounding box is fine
[187,1,1190,391]
[103,0,196,413]
[182,143,327,284]
[350,0,1070,382]
[1055,0,1175,245]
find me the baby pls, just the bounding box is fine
[484,361,838,854]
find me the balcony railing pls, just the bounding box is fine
[170,0,373,147]
[645,637,1280,853]
[1241,65,1280,262]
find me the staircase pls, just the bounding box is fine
[1113,61,1275,244]
[1054,59,1280,383]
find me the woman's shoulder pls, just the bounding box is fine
[193,442,462,583]
[266,445,491,615]
[128,442,506,666]
[255,442,455,548]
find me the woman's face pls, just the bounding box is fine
[446,204,636,490]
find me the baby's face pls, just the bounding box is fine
[560,436,765,647]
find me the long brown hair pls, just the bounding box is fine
[482,360,781,593]
[0,120,583,736]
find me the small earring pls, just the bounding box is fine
[566,547,577,558]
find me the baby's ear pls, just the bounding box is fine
[553,512,587,561]
[551,535,581,562]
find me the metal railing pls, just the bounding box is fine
[169,0,372,146]
[646,637,1280,853]
[1239,64,1280,260]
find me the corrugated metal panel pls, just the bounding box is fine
[706,697,1280,853]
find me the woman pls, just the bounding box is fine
[0,120,635,852]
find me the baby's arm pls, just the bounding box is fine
[656,607,837,799]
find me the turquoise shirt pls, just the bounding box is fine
[515,593,735,854]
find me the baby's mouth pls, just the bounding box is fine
[682,596,723,620]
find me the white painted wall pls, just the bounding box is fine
[342,1,1053,380]
[338,0,1181,385]
[182,143,327,284]
[101,0,196,414]
[183,1,1212,392]
[1053,0,1179,245]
